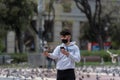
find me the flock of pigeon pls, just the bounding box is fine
[0,65,120,80]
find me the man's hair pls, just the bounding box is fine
[60,29,71,36]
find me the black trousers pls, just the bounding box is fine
[57,69,75,80]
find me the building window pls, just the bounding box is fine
[45,3,50,12]
[55,0,62,3]
[43,20,54,42]
[24,30,35,52]
[62,20,73,33]
[55,0,72,12]
[62,2,72,13]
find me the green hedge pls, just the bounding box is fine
[10,53,28,63]
[1,50,120,63]
[0,53,28,64]
[80,50,120,62]
[0,39,5,52]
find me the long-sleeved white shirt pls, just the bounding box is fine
[49,42,80,70]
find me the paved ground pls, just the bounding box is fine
[42,66,120,80]
[0,66,120,80]
[44,74,120,80]
[43,72,120,80]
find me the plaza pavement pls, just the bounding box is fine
[0,65,120,80]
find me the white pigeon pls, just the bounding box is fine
[106,50,118,63]
[6,59,14,64]
[106,50,118,57]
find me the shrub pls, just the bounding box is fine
[0,39,5,52]
[10,53,28,63]
[80,50,120,62]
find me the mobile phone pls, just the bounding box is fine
[44,47,48,49]
[44,47,48,51]
[60,47,65,49]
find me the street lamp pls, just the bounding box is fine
[27,0,45,68]
[38,0,44,53]
[105,22,110,42]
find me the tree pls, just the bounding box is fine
[109,24,120,49]
[107,1,120,49]
[74,0,111,49]
[43,0,55,42]
[0,29,7,52]
[0,0,37,52]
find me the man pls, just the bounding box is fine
[44,46,56,69]
[43,29,80,80]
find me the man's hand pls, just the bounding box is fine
[43,52,50,57]
[61,49,69,56]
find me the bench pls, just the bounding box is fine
[81,56,101,62]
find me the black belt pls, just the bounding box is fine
[57,69,74,72]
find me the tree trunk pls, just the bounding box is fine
[15,28,23,53]
[97,34,104,50]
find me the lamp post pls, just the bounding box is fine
[38,0,44,53]
[37,0,46,67]
[105,23,110,42]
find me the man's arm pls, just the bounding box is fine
[43,46,59,59]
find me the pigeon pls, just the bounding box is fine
[106,50,118,63]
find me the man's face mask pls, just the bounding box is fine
[61,39,68,43]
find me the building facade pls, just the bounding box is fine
[42,0,89,48]
[6,0,120,53]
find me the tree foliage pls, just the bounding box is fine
[0,0,37,30]
[0,0,37,52]
[74,0,103,49]
[43,0,55,42]
[109,24,120,49]
[74,0,114,49]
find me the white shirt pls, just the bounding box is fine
[49,42,80,70]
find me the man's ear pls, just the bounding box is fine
[69,35,71,38]
[68,35,71,40]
